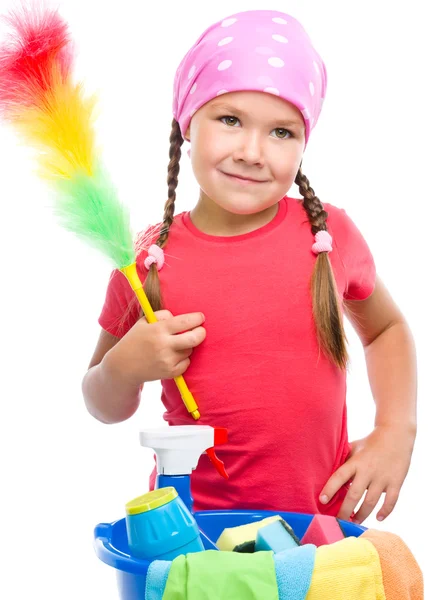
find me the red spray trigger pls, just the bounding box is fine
[206,447,229,479]
[206,427,229,479]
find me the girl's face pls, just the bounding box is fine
[185,91,306,217]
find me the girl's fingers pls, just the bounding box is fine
[171,326,207,351]
[336,476,369,521]
[320,462,355,506]
[171,357,191,378]
[166,312,206,334]
[175,348,193,361]
[351,484,385,525]
[376,485,400,522]
[153,310,173,321]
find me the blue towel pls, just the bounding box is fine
[274,544,317,600]
[145,559,171,600]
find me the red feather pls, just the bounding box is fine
[0,2,74,117]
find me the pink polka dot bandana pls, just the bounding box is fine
[172,10,327,148]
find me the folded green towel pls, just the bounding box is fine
[162,550,279,600]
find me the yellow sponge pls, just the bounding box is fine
[216,515,282,552]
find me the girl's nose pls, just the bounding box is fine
[233,131,265,165]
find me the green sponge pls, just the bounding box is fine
[255,518,301,553]
[216,515,282,552]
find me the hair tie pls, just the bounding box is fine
[312,230,333,255]
[144,244,165,271]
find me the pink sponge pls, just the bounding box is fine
[300,515,345,547]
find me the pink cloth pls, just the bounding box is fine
[98,197,376,516]
[173,10,327,148]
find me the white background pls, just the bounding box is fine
[0,0,442,597]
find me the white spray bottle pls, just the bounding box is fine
[139,425,229,550]
[139,425,228,510]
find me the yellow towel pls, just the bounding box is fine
[306,536,386,600]
[362,530,424,600]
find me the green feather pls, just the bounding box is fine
[51,161,135,268]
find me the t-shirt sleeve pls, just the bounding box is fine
[98,268,142,337]
[326,204,377,300]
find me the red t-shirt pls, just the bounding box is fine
[98,196,376,516]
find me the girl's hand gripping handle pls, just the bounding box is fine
[120,262,201,420]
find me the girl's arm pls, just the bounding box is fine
[319,275,417,523]
[82,328,143,424]
[344,275,417,433]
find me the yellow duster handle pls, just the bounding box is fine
[120,263,200,420]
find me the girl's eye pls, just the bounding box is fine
[220,116,293,139]
[272,128,292,140]
[220,115,240,127]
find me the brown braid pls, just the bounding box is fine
[139,118,184,315]
[296,166,349,369]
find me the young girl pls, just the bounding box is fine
[82,9,417,525]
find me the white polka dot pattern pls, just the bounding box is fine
[268,57,285,68]
[221,18,237,27]
[217,60,233,71]
[272,34,288,43]
[272,17,288,24]
[218,37,234,46]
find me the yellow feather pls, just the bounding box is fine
[13,64,98,180]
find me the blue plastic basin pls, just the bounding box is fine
[94,509,366,600]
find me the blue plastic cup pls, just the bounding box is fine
[125,487,204,561]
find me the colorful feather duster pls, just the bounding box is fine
[0,2,200,419]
